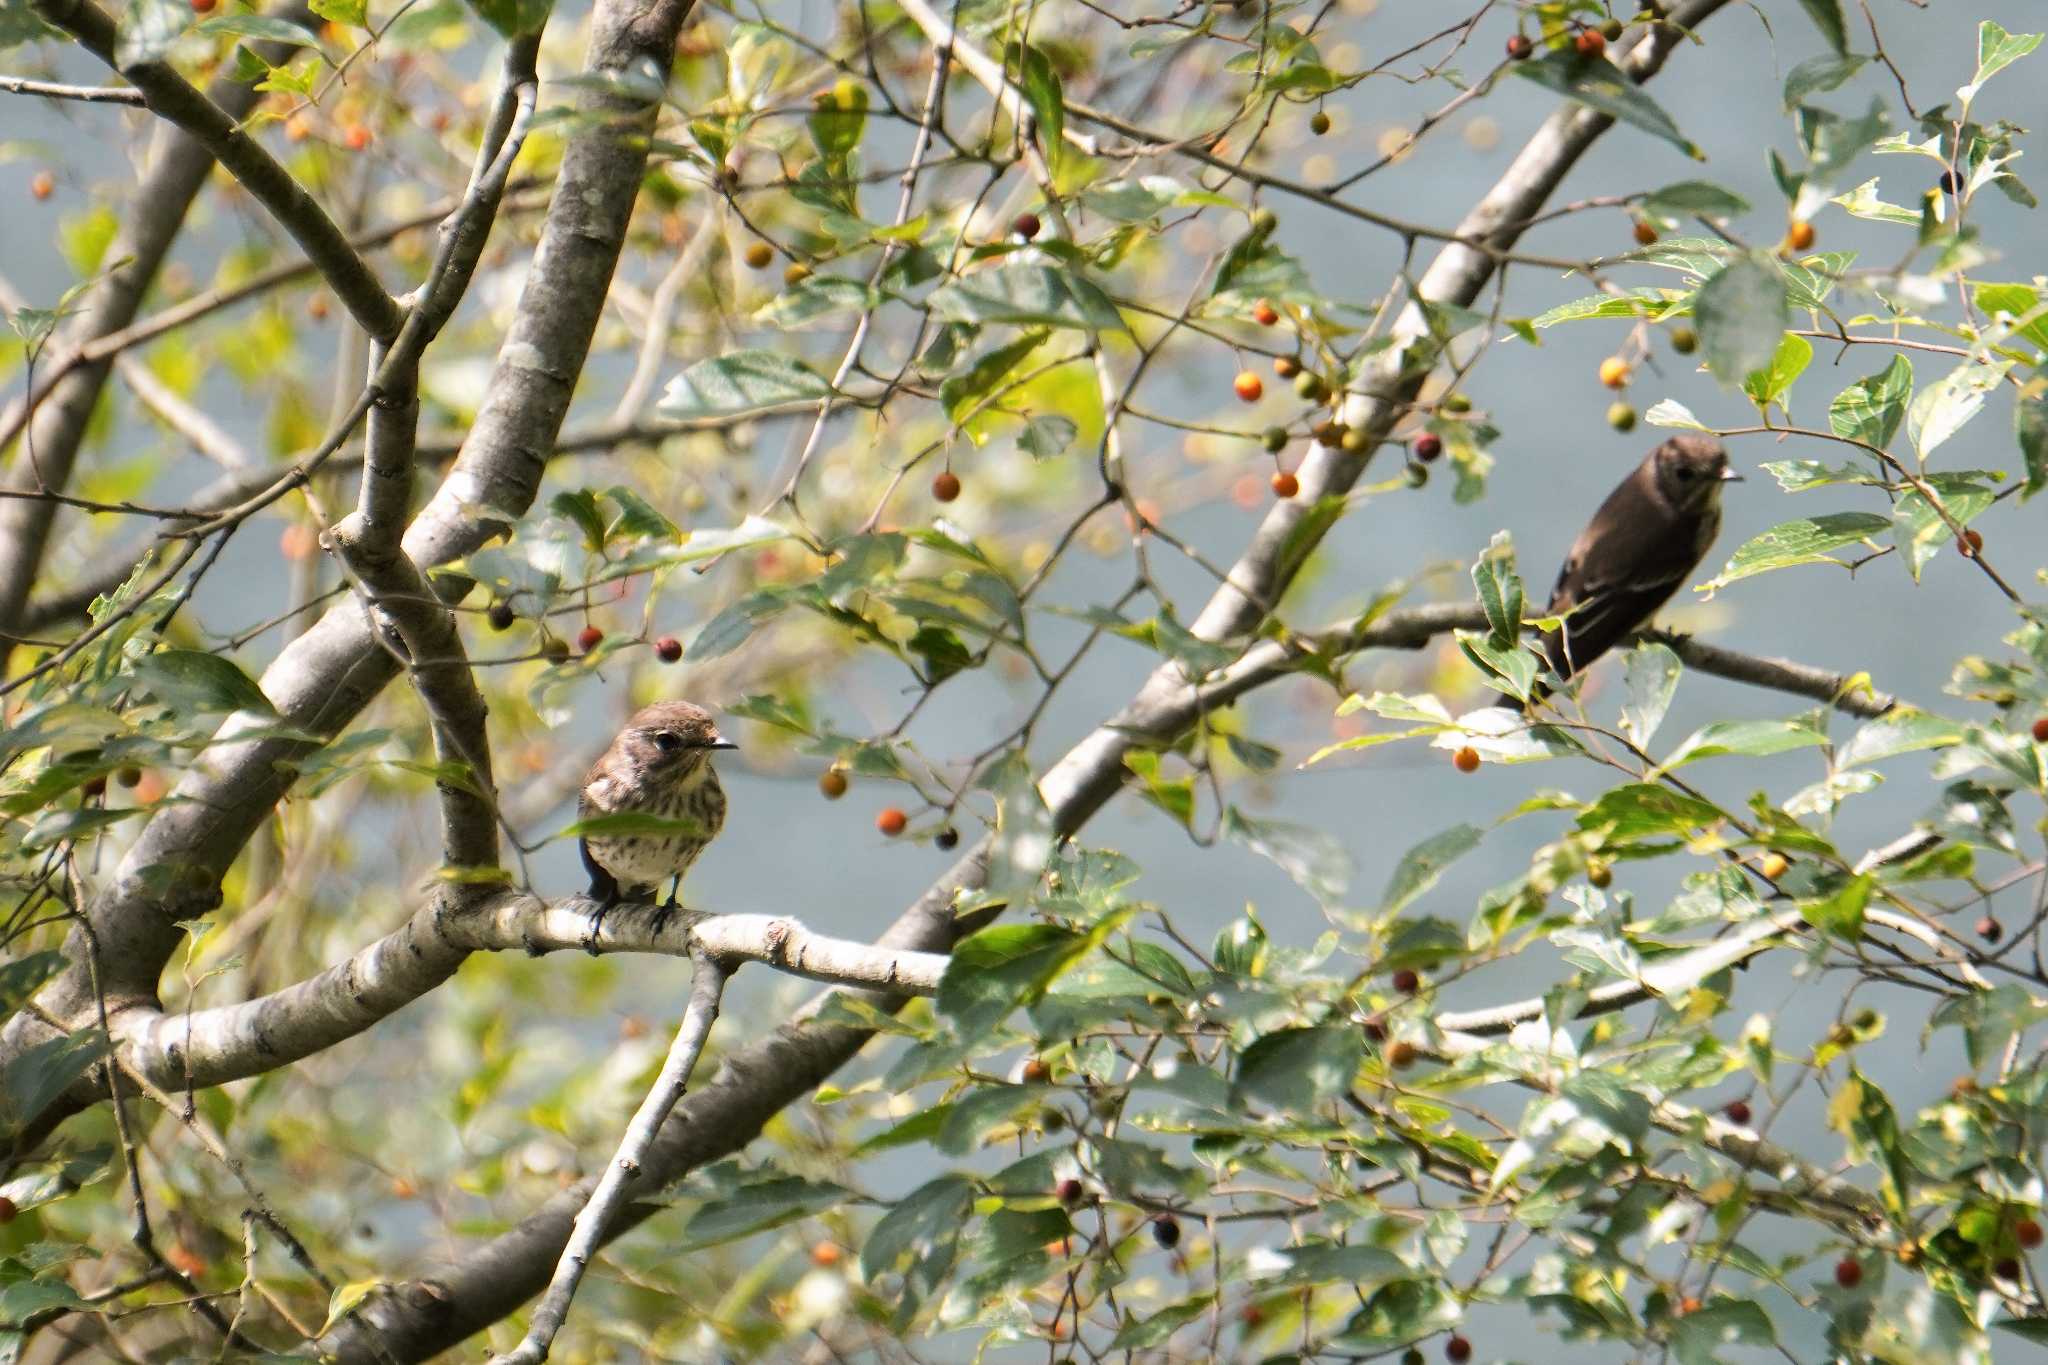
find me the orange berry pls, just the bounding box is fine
[343,124,370,151]
[1233,371,1264,403]
[165,1245,205,1278]
[390,1176,419,1199]
[1272,355,1300,379]
[1452,745,1480,773]
[1270,471,1299,499]
[1598,356,1632,389]
[575,625,603,654]
[2016,1218,2044,1250]
[29,171,54,201]
[1575,28,1605,56]
[285,115,311,143]
[1021,1057,1051,1084]
[1634,219,1658,246]
[1760,852,1789,881]
[1387,1040,1419,1069]
[877,807,908,837]
[1252,300,1279,326]
[818,769,848,799]
[810,1240,842,1267]
[307,292,330,321]
[782,262,811,287]
[931,471,961,502]
[1786,219,1816,251]
[744,241,773,269]
[1959,529,1984,557]
[279,522,318,561]
[1677,1296,1703,1316]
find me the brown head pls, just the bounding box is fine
[1644,435,1740,513]
[593,701,736,784]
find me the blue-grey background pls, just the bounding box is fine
[5,0,2046,1358]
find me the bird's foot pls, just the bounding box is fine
[584,895,621,955]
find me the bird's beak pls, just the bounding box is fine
[1719,466,1744,482]
[704,737,739,751]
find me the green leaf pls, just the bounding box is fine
[1741,332,1811,410]
[806,86,865,162]
[938,923,1089,1036]
[1247,1241,1409,1291]
[1929,984,2048,1070]
[927,264,1125,332]
[1232,1027,1365,1112]
[859,1174,972,1316]
[1671,1300,1778,1362]
[1644,398,1708,430]
[1832,177,1921,225]
[549,488,605,550]
[1890,472,1997,580]
[1620,643,1681,747]
[1110,1296,1216,1350]
[134,649,275,716]
[1827,355,1911,450]
[1511,52,1703,159]
[1701,512,1891,589]
[0,1034,109,1135]
[657,350,832,418]
[1794,0,1846,54]
[1381,824,1483,916]
[936,1084,1047,1155]
[1471,530,1523,646]
[1962,19,2044,102]
[686,589,793,662]
[462,0,548,37]
[1796,98,1890,200]
[2016,388,2048,501]
[1801,873,1870,942]
[309,0,367,27]
[1530,292,1662,329]
[1694,253,1790,386]
[679,1175,849,1249]
[1662,717,1829,768]
[938,331,1046,429]
[1641,180,1751,218]
[0,955,64,1023]
[604,486,677,542]
[1222,807,1352,907]
[1838,711,1965,767]
[1906,360,2009,460]
[1012,42,1063,164]
[1018,413,1076,458]
[193,12,321,44]
[751,275,880,329]
[553,810,715,841]
[1783,53,1865,110]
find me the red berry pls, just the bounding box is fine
[82,776,106,799]
[1252,300,1279,326]
[932,471,961,502]
[1022,1058,1051,1084]
[0,1197,17,1222]
[1633,219,1658,246]
[654,635,682,663]
[2031,717,2048,743]
[1446,1334,1472,1362]
[1575,28,1605,56]
[1151,1213,1180,1249]
[189,0,215,12]
[1393,968,1420,994]
[2016,1218,2043,1250]
[1057,1178,1084,1206]
[1505,33,1532,60]
[1996,1257,2022,1281]
[29,170,54,201]
[877,807,908,837]
[343,124,370,151]
[1270,471,1299,499]
[1979,915,2003,942]
[1013,212,1041,240]
[1413,433,1443,462]
[1834,1259,1862,1289]
[576,625,603,654]
[1452,746,1480,773]
[1724,1100,1752,1126]
[1960,529,1984,557]
[1363,1018,1386,1041]
[1234,371,1263,403]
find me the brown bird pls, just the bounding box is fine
[579,701,736,930]
[1506,435,1740,704]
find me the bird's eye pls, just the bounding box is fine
[1675,467,1696,480]
[653,731,683,752]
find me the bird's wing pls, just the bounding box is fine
[1543,566,1690,679]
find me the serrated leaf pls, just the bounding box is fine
[1662,717,1829,768]
[928,263,1125,331]
[1961,19,2043,102]
[657,350,832,418]
[1702,512,1891,588]
[1741,332,1812,410]
[1694,253,1790,386]
[1828,355,1911,450]
[1471,530,1522,647]
[1644,399,1708,430]
[1381,824,1483,916]
[1906,360,2008,460]
[1511,52,1703,159]
[134,650,275,716]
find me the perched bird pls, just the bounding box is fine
[1505,435,1740,704]
[579,701,736,930]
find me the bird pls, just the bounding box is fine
[578,700,736,939]
[1502,434,1741,705]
